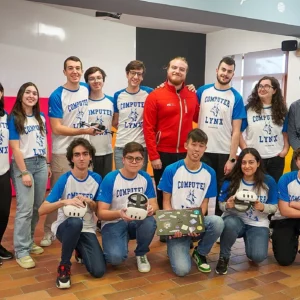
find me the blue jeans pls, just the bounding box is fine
[11,156,48,259]
[167,215,224,277]
[114,147,148,171]
[101,216,156,265]
[56,218,106,278]
[220,215,269,263]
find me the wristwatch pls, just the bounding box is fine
[229,158,236,163]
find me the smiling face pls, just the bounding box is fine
[257,79,276,102]
[126,68,144,89]
[241,153,260,181]
[216,62,234,86]
[122,151,144,174]
[167,59,188,86]
[88,70,104,93]
[21,85,38,112]
[63,59,83,85]
[185,138,207,163]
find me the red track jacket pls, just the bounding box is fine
[143,81,199,161]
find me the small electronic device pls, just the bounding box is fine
[63,201,87,218]
[234,190,257,212]
[125,192,148,220]
[156,209,205,236]
[80,121,105,132]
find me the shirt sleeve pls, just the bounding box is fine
[48,90,63,119]
[218,180,230,202]
[113,91,122,113]
[204,167,217,198]
[46,174,68,203]
[232,90,246,120]
[142,172,156,199]
[8,115,20,140]
[278,174,291,202]
[196,85,206,104]
[97,172,116,204]
[265,175,278,204]
[282,114,288,133]
[240,107,248,131]
[157,165,174,194]
[90,172,103,201]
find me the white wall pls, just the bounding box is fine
[205,29,300,107]
[0,0,136,97]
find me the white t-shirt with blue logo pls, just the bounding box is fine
[158,160,217,209]
[241,106,288,159]
[88,95,114,156]
[114,86,153,147]
[98,170,156,228]
[219,176,278,227]
[9,113,47,159]
[196,84,246,154]
[0,112,9,175]
[275,171,300,220]
[48,83,89,154]
[46,170,102,235]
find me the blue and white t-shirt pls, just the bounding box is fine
[9,113,47,159]
[197,84,246,154]
[158,160,217,209]
[0,112,9,175]
[88,95,114,156]
[219,175,278,227]
[275,171,300,220]
[114,86,153,147]
[46,170,102,234]
[241,105,288,159]
[98,170,156,228]
[48,83,89,154]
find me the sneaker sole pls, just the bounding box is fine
[56,281,71,289]
[0,255,13,260]
[192,257,211,273]
[16,260,35,269]
[138,268,151,273]
[215,269,227,275]
[30,249,44,255]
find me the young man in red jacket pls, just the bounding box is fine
[143,57,199,220]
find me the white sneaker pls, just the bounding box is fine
[16,255,35,269]
[216,237,220,244]
[40,233,55,247]
[30,243,44,255]
[136,255,151,273]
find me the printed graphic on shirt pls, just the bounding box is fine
[0,113,9,175]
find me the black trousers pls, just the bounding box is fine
[270,218,300,266]
[262,156,284,183]
[291,157,298,172]
[0,170,12,243]
[92,153,113,179]
[153,152,186,209]
[200,152,229,216]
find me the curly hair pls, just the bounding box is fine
[246,76,287,126]
[223,148,267,197]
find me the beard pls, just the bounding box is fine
[216,74,231,86]
[168,75,185,86]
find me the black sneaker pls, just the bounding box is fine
[0,257,2,265]
[215,257,229,275]
[56,264,71,289]
[0,245,13,260]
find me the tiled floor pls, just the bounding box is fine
[2,198,300,300]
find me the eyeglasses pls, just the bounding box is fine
[125,156,144,163]
[88,77,103,83]
[258,84,274,91]
[129,70,143,77]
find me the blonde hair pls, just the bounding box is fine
[166,56,189,72]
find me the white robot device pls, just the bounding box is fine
[63,201,87,218]
[125,192,148,220]
[234,190,257,212]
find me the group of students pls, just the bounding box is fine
[0,54,300,289]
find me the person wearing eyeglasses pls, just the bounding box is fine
[40,56,97,248]
[84,66,114,179]
[240,76,289,182]
[113,60,152,171]
[97,141,158,273]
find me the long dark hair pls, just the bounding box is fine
[224,148,266,197]
[10,82,45,135]
[0,83,4,117]
[247,76,287,126]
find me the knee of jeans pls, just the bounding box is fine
[223,216,242,231]
[248,251,267,264]
[90,265,106,278]
[144,216,157,231]
[207,216,224,233]
[173,262,190,277]
[67,218,83,231]
[105,251,127,266]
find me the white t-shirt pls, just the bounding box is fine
[48,83,89,154]
[241,105,288,159]
[0,112,9,175]
[158,159,217,209]
[114,86,153,147]
[219,176,278,228]
[46,170,102,235]
[9,113,47,159]
[88,95,114,156]
[196,84,246,154]
[98,170,156,228]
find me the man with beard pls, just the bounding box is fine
[143,57,199,221]
[197,56,246,216]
